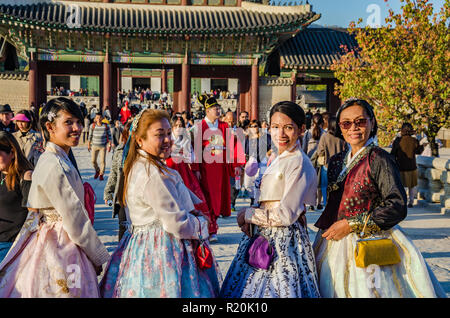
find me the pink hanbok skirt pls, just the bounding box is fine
[0,212,100,298]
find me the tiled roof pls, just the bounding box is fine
[280,28,358,70]
[0,71,29,80]
[0,1,320,36]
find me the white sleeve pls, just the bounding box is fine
[143,169,200,240]
[41,165,110,266]
[245,157,317,227]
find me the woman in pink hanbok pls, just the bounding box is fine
[0,97,110,297]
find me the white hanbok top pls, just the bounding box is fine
[27,142,110,266]
[245,142,317,227]
[125,150,204,240]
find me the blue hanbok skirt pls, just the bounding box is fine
[99,220,221,298]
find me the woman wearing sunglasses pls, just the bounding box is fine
[313,99,446,298]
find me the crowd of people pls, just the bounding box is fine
[50,86,98,97]
[0,96,446,298]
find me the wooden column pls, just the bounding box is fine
[161,68,167,94]
[326,79,341,115]
[110,64,118,120]
[239,74,249,115]
[103,52,112,112]
[172,65,181,112]
[180,61,191,113]
[28,52,37,108]
[181,0,188,5]
[250,62,259,120]
[291,71,297,103]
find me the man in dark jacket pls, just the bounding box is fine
[391,123,424,208]
[0,104,15,133]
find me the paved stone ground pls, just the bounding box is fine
[73,144,450,297]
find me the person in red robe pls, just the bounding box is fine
[191,95,245,242]
[165,115,210,223]
[119,101,132,125]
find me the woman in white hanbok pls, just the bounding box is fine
[220,101,321,298]
[0,97,110,298]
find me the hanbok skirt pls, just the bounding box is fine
[313,225,447,298]
[0,242,13,263]
[103,220,221,298]
[99,230,132,298]
[220,221,321,298]
[0,212,100,298]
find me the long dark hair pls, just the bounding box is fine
[335,99,378,140]
[0,131,34,191]
[269,101,305,129]
[39,97,84,142]
[311,113,324,140]
[327,116,338,136]
[171,114,186,128]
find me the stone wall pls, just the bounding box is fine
[0,72,29,111]
[417,155,450,215]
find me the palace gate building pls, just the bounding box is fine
[0,0,358,119]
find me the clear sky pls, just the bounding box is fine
[308,0,446,28]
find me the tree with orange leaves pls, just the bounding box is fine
[331,0,449,156]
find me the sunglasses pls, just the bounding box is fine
[338,118,369,130]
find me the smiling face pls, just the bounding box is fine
[137,118,173,160]
[45,110,83,153]
[270,112,301,154]
[338,105,374,153]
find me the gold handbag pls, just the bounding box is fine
[354,214,401,268]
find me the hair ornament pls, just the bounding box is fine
[132,109,146,132]
[47,111,57,122]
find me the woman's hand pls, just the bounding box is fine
[237,208,252,237]
[237,209,247,227]
[322,219,352,241]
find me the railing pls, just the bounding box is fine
[417,156,450,215]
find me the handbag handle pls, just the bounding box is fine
[360,212,371,238]
[195,215,203,241]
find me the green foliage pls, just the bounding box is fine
[331,0,450,154]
